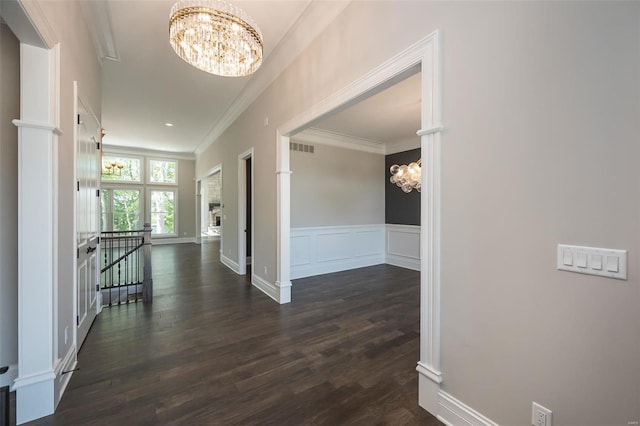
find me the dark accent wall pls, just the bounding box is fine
[385,148,421,225]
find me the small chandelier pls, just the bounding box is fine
[169,0,264,77]
[389,159,422,193]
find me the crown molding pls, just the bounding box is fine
[194,0,352,156]
[79,0,119,64]
[102,144,195,160]
[293,127,385,155]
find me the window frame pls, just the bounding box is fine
[100,185,145,232]
[101,153,144,184]
[147,157,178,186]
[147,187,178,237]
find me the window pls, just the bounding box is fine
[102,155,142,182]
[149,159,177,184]
[150,190,176,235]
[101,188,142,231]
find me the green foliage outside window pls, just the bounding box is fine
[150,190,175,235]
[149,160,177,184]
[101,189,141,231]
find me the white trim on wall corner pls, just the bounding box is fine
[220,253,240,274]
[437,391,499,426]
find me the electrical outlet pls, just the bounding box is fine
[532,402,552,426]
[264,266,268,276]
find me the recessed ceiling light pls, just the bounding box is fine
[165,123,174,127]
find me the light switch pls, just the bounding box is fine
[576,252,588,268]
[591,254,603,270]
[563,250,573,266]
[606,256,619,273]
[558,244,627,280]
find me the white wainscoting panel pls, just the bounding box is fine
[386,224,421,271]
[291,225,386,279]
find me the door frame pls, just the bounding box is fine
[196,163,222,246]
[238,148,254,276]
[275,31,443,412]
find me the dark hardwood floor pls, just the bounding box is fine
[24,241,440,426]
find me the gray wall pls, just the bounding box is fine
[0,23,19,376]
[385,148,421,225]
[196,2,639,424]
[177,158,196,238]
[290,143,384,227]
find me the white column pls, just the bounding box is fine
[12,42,60,425]
[275,133,291,304]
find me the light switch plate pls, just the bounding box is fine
[557,244,627,280]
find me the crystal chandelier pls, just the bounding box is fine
[169,0,263,77]
[389,159,422,193]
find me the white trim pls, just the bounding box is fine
[102,144,195,161]
[151,237,196,245]
[416,361,443,384]
[437,391,499,426]
[291,225,386,279]
[79,0,120,63]
[237,148,254,277]
[385,224,421,271]
[293,128,385,154]
[12,369,55,390]
[251,274,279,303]
[0,365,18,389]
[194,1,351,156]
[417,126,444,136]
[275,131,292,304]
[15,0,57,48]
[276,31,443,417]
[54,344,77,406]
[12,119,61,135]
[220,253,240,274]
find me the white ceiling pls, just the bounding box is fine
[96,0,419,155]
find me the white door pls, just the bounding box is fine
[76,92,100,348]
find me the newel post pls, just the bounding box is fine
[142,223,153,303]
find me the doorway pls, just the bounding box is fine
[238,149,254,276]
[199,167,222,241]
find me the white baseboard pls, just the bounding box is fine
[54,344,77,407]
[386,253,421,271]
[251,274,279,302]
[152,237,196,245]
[220,253,240,274]
[437,391,499,426]
[0,364,18,389]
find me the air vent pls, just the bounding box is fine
[290,142,314,154]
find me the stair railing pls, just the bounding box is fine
[101,223,152,306]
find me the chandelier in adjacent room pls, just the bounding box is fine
[389,159,422,193]
[169,0,263,77]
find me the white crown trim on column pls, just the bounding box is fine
[13,119,62,135]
